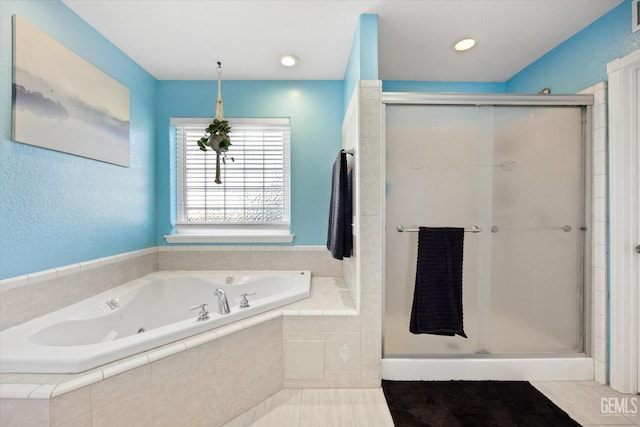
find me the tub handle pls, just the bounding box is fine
[240,292,256,309]
[189,303,210,321]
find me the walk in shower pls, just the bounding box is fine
[382,93,594,380]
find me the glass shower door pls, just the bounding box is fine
[489,106,583,354]
[384,105,489,357]
[383,104,584,357]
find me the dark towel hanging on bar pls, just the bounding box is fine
[326,150,352,260]
[410,227,467,338]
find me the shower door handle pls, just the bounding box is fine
[635,244,640,254]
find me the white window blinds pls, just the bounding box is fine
[173,118,290,226]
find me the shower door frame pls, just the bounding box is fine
[381,93,594,374]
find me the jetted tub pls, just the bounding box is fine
[0,270,310,373]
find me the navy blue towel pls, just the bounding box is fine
[410,227,467,338]
[326,151,352,260]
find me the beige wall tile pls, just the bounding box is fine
[160,251,201,270]
[313,251,344,277]
[283,316,330,334]
[326,333,361,372]
[594,360,607,384]
[202,251,252,270]
[326,316,361,333]
[325,371,363,388]
[51,386,91,427]
[198,354,235,409]
[269,251,317,272]
[0,285,29,330]
[359,293,381,334]
[56,414,92,427]
[92,364,151,410]
[152,370,199,427]
[284,331,330,343]
[238,378,281,417]
[92,389,152,427]
[197,337,225,366]
[360,253,381,293]
[360,333,381,372]
[1,398,50,426]
[249,251,271,270]
[16,399,51,426]
[151,347,198,385]
[285,340,325,380]
[360,370,381,388]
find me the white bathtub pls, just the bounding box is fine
[0,270,310,374]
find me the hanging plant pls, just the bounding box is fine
[196,62,233,185]
[197,119,233,181]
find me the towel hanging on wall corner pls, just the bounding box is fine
[326,150,353,260]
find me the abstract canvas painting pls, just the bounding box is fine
[12,15,130,167]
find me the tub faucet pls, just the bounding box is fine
[215,288,230,315]
[189,303,209,321]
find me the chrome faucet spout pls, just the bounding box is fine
[215,288,230,315]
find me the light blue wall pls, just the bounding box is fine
[343,14,379,111]
[0,1,157,279]
[382,81,506,93]
[507,0,640,93]
[156,80,344,246]
[4,1,634,279]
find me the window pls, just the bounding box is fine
[166,118,293,243]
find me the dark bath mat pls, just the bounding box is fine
[382,380,581,427]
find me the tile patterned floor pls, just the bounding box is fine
[532,381,639,426]
[224,381,639,426]
[224,388,393,427]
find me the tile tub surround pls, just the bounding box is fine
[0,248,159,331]
[1,318,284,427]
[157,246,343,277]
[0,277,372,426]
[0,245,343,331]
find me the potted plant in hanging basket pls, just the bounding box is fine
[196,118,233,184]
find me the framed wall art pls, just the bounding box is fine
[12,15,130,167]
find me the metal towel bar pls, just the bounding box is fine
[490,225,573,233]
[396,225,481,233]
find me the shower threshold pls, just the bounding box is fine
[382,355,593,381]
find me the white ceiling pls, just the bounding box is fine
[62,0,623,82]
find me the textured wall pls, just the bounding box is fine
[506,0,640,93]
[155,80,343,246]
[382,81,506,93]
[343,14,379,112]
[0,0,157,279]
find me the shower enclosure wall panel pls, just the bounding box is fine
[384,103,585,360]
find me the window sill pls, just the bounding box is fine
[164,227,295,244]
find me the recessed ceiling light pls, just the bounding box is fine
[280,54,299,67]
[454,38,476,52]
